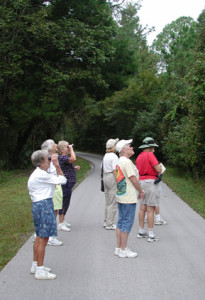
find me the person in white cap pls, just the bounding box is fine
[102,138,119,230]
[114,139,145,258]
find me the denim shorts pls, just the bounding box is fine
[32,198,57,238]
[117,203,136,233]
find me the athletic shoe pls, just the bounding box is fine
[35,270,56,280]
[147,236,160,242]
[47,237,63,246]
[155,218,167,225]
[114,247,120,256]
[137,232,149,239]
[30,266,51,274]
[64,221,71,227]
[58,223,71,232]
[106,224,116,230]
[118,248,138,258]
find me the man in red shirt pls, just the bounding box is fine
[136,137,162,242]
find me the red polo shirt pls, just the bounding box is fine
[136,152,159,180]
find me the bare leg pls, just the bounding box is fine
[139,204,147,227]
[33,236,49,266]
[120,232,129,250]
[155,206,160,215]
[59,214,64,223]
[147,206,155,229]
[116,228,121,248]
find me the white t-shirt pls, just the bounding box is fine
[103,152,119,173]
[27,167,67,202]
[116,156,139,204]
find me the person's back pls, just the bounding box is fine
[136,151,158,180]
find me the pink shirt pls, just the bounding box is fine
[136,152,159,180]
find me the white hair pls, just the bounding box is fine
[31,150,49,167]
[41,139,54,152]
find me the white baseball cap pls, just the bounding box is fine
[116,139,133,153]
[106,138,119,149]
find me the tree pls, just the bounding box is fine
[152,17,198,76]
[0,0,117,168]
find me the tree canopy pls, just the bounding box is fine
[0,1,204,177]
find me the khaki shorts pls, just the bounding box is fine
[52,185,63,210]
[139,180,160,206]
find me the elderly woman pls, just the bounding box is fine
[135,137,162,242]
[102,138,119,230]
[41,139,64,245]
[28,150,67,280]
[115,139,145,258]
[58,141,80,231]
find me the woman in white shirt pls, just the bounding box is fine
[102,138,119,230]
[28,150,67,280]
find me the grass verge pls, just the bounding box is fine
[163,167,205,219]
[0,156,91,271]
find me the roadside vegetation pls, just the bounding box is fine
[163,167,205,219]
[0,156,91,271]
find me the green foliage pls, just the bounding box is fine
[163,167,205,218]
[0,1,205,177]
[0,0,116,167]
[152,17,198,76]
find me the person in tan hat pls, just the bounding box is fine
[136,137,163,242]
[102,138,119,230]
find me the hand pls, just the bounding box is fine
[51,154,59,166]
[138,189,145,199]
[75,166,80,171]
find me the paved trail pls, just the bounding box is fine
[0,152,205,300]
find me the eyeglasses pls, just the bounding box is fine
[48,155,51,161]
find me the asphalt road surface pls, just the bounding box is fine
[0,152,205,300]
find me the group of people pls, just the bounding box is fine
[27,135,165,280]
[102,137,166,258]
[27,139,80,280]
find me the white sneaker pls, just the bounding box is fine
[106,224,116,230]
[64,221,71,227]
[35,270,56,280]
[118,248,138,258]
[137,232,149,239]
[58,223,71,232]
[155,218,167,225]
[47,237,63,246]
[147,236,160,242]
[30,266,51,274]
[114,247,120,256]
